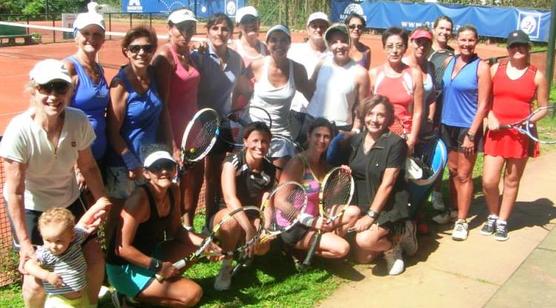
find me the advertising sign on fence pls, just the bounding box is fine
[121,0,245,19]
[330,0,551,42]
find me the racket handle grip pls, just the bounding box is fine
[173,259,187,270]
[302,232,322,267]
[155,273,164,282]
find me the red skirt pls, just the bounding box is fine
[484,128,539,159]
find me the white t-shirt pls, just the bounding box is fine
[0,107,95,211]
[287,42,328,112]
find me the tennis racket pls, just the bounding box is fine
[221,105,273,148]
[499,104,556,144]
[155,206,258,281]
[302,167,355,268]
[179,108,220,173]
[230,206,264,276]
[258,181,308,244]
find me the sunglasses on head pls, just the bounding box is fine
[38,81,70,95]
[349,24,364,30]
[147,160,176,173]
[127,44,155,54]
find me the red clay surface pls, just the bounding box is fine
[0,20,537,134]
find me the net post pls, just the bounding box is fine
[149,13,152,28]
[108,13,112,40]
[51,17,56,43]
[129,13,132,29]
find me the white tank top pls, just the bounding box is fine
[250,57,296,137]
[307,57,358,126]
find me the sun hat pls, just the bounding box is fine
[324,23,350,48]
[506,30,531,47]
[143,151,176,168]
[266,24,291,42]
[236,6,258,24]
[73,11,105,31]
[29,59,72,85]
[306,12,329,26]
[168,8,197,24]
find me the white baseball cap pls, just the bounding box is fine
[306,12,329,26]
[29,59,72,85]
[168,8,197,24]
[73,12,105,31]
[143,150,176,168]
[236,6,258,24]
[266,25,290,42]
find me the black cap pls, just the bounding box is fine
[507,30,530,47]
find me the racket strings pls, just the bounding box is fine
[322,171,353,216]
[271,186,306,231]
[183,118,218,160]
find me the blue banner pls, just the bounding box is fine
[121,0,246,19]
[330,1,550,42]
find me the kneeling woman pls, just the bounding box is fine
[212,122,276,291]
[279,118,360,262]
[347,96,413,275]
[106,148,211,307]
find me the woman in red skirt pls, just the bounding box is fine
[481,30,549,241]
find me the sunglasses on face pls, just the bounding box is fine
[147,160,176,173]
[177,24,196,36]
[127,44,155,54]
[37,81,70,95]
[349,24,364,30]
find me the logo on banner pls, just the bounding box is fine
[127,0,143,12]
[518,11,541,39]
[340,3,366,22]
[226,0,237,16]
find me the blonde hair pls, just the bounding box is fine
[38,207,75,234]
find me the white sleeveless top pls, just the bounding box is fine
[250,57,296,137]
[307,57,358,126]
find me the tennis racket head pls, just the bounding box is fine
[320,167,355,221]
[260,181,308,242]
[222,106,273,148]
[524,105,556,144]
[181,108,220,163]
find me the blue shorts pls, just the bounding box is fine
[106,262,156,298]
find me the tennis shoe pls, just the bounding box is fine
[495,221,509,241]
[384,244,404,275]
[400,220,418,257]
[214,261,233,291]
[480,215,497,236]
[452,219,468,241]
[431,191,446,211]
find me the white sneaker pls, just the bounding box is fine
[400,220,418,257]
[452,219,469,241]
[214,260,233,291]
[431,191,446,211]
[384,244,404,275]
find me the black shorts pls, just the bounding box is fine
[440,124,483,152]
[9,195,92,249]
[280,224,310,246]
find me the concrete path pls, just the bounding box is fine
[318,152,556,308]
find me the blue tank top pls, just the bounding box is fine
[441,56,480,128]
[67,56,109,160]
[105,66,163,167]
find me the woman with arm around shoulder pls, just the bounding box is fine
[0,59,110,307]
[152,8,202,230]
[211,122,276,291]
[369,27,424,154]
[106,147,207,306]
[440,25,491,241]
[348,96,413,275]
[481,30,548,241]
[279,118,360,263]
[344,13,371,70]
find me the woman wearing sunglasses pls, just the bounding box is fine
[212,122,275,291]
[152,9,202,231]
[0,59,111,307]
[105,26,164,202]
[344,13,371,70]
[106,147,211,306]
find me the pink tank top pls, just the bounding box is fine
[300,155,321,216]
[168,45,200,145]
[374,65,414,132]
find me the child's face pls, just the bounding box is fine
[41,223,74,256]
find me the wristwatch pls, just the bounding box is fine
[149,258,162,272]
[466,132,475,140]
[366,209,379,219]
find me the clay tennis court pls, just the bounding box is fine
[0,20,519,134]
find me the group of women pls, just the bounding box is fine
[0,6,549,307]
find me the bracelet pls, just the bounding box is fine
[466,132,475,140]
[122,151,142,171]
[366,209,379,219]
[148,258,162,272]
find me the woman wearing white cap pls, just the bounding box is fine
[153,8,202,231]
[232,6,268,67]
[243,24,313,174]
[0,59,111,307]
[106,146,212,306]
[65,10,109,166]
[307,23,369,133]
